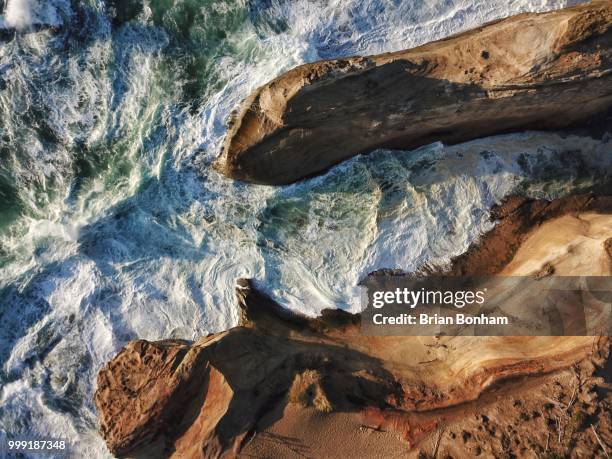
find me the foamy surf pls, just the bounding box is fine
[2,0,69,30]
[0,0,601,457]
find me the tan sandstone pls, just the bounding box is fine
[215,1,612,184]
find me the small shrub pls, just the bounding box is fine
[570,410,586,432]
[288,370,332,413]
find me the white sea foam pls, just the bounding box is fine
[3,0,69,30]
[0,0,603,457]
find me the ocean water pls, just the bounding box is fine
[0,0,608,456]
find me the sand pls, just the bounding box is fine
[502,213,612,276]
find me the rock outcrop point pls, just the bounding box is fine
[215,1,612,184]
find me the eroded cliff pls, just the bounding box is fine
[95,194,612,458]
[214,1,612,184]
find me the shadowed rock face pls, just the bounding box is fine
[95,194,611,458]
[94,286,603,458]
[214,1,612,185]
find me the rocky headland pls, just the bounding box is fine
[94,194,612,458]
[94,2,612,457]
[214,0,612,184]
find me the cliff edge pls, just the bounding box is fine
[95,194,612,458]
[214,1,612,184]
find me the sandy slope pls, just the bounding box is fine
[503,213,612,276]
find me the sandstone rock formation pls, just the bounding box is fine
[95,194,611,458]
[448,194,612,276]
[214,1,612,184]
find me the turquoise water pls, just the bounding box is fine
[0,0,608,456]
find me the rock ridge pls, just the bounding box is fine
[95,193,611,458]
[214,1,612,184]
